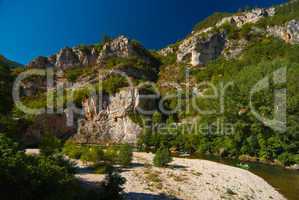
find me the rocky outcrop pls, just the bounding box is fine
[97,36,133,62]
[267,20,299,44]
[97,35,152,64]
[158,47,175,56]
[27,47,98,69]
[177,32,226,66]
[73,88,142,144]
[176,8,275,66]
[216,8,275,28]
[223,39,248,59]
[27,36,152,69]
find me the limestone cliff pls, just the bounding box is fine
[73,88,142,144]
[27,36,152,69]
[175,8,275,66]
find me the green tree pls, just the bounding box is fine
[153,147,173,167]
[39,134,62,156]
[117,144,133,167]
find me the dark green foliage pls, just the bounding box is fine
[80,146,104,163]
[117,144,133,167]
[146,36,299,166]
[128,111,145,127]
[101,75,129,95]
[39,134,62,156]
[258,0,299,27]
[65,67,93,82]
[94,163,113,174]
[0,62,13,114]
[101,170,126,200]
[153,148,173,167]
[63,141,83,159]
[0,135,79,200]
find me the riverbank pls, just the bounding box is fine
[75,152,285,200]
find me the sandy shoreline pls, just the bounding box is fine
[75,152,286,200]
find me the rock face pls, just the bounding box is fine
[267,20,299,44]
[73,88,142,144]
[223,39,248,59]
[177,32,226,66]
[97,36,138,63]
[176,8,275,66]
[28,47,98,69]
[158,47,175,56]
[27,36,151,69]
[216,8,275,28]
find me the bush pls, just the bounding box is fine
[278,152,295,166]
[63,141,83,159]
[101,170,126,200]
[0,135,79,200]
[94,163,113,174]
[104,146,119,163]
[80,146,104,164]
[117,144,133,167]
[39,134,62,156]
[153,148,173,167]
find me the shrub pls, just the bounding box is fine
[39,134,62,156]
[101,170,126,200]
[278,152,295,166]
[117,144,133,167]
[63,141,82,159]
[0,135,79,200]
[94,163,113,174]
[153,148,173,167]
[104,146,119,163]
[80,146,104,164]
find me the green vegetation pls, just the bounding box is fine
[0,134,127,200]
[0,135,79,200]
[80,146,104,163]
[0,62,13,114]
[118,144,133,167]
[63,142,133,167]
[140,36,299,166]
[153,147,173,167]
[193,12,232,32]
[65,66,93,82]
[39,134,62,156]
[258,0,299,27]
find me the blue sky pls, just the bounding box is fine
[0,0,285,64]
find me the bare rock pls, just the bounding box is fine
[73,88,142,144]
[217,8,275,28]
[267,20,299,44]
[27,56,54,68]
[158,47,175,56]
[27,46,98,70]
[177,32,226,66]
[97,35,153,64]
[223,39,248,59]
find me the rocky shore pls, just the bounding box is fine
[75,152,286,200]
